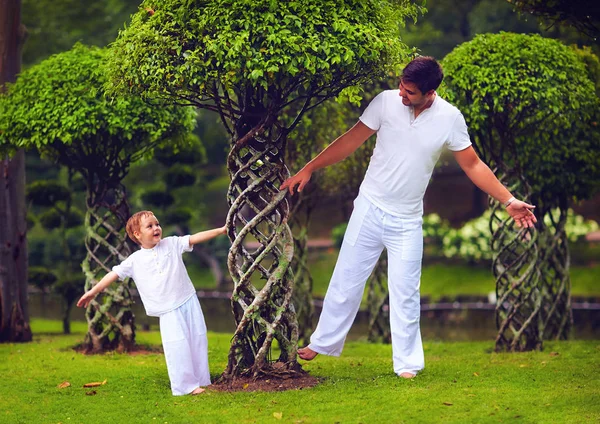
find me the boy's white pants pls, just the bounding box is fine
[308,194,425,375]
[160,295,211,395]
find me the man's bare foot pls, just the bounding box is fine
[298,346,318,361]
[398,372,416,379]
[190,387,205,395]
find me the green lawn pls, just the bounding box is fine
[1,320,598,423]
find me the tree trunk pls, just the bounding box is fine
[0,0,32,343]
[492,176,543,352]
[367,254,391,343]
[81,184,136,353]
[220,115,302,381]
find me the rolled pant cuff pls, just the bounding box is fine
[308,343,341,357]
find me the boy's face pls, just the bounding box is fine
[134,214,162,248]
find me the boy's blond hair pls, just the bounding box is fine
[126,211,156,245]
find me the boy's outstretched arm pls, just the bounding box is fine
[77,271,119,308]
[189,225,227,246]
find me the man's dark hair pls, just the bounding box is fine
[401,56,443,94]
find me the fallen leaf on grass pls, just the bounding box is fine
[85,390,97,396]
[443,402,453,406]
[549,352,559,357]
[83,379,107,388]
[273,412,283,419]
[473,372,480,377]
[57,381,71,389]
[242,383,249,389]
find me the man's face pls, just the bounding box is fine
[134,214,162,248]
[398,79,431,108]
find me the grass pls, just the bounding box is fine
[1,319,598,423]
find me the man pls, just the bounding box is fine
[280,56,536,378]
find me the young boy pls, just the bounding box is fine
[77,210,227,395]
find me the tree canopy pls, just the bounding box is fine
[0,43,195,185]
[442,32,600,213]
[105,0,423,122]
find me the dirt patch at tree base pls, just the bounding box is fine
[72,344,163,355]
[209,374,320,392]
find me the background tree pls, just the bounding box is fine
[26,179,85,334]
[507,0,600,39]
[21,0,141,66]
[0,0,32,343]
[442,33,600,351]
[0,43,196,352]
[106,0,423,380]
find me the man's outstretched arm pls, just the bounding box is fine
[280,121,376,194]
[453,146,537,228]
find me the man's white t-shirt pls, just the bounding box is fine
[112,235,197,317]
[359,90,472,218]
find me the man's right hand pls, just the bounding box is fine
[280,168,312,194]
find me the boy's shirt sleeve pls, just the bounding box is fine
[112,256,134,280]
[177,235,193,254]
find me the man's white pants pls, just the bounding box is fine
[308,194,424,375]
[160,295,211,395]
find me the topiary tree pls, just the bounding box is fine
[506,0,600,38]
[0,43,196,352]
[105,0,422,380]
[443,32,600,351]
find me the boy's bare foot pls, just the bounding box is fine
[191,387,205,395]
[398,372,416,379]
[298,347,318,360]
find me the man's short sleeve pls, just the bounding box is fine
[178,235,193,253]
[112,256,133,281]
[359,92,385,131]
[446,112,472,152]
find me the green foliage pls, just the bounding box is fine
[507,0,600,38]
[22,0,141,66]
[571,45,600,96]
[105,0,423,114]
[331,222,349,249]
[26,181,71,206]
[426,209,600,262]
[442,33,600,211]
[0,43,196,174]
[28,267,58,291]
[53,276,86,305]
[163,207,193,226]
[165,165,196,189]
[140,190,175,209]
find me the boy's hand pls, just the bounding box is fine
[220,225,227,235]
[77,291,96,308]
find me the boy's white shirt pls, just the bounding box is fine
[112,235,196,317]
[358,90,472,218]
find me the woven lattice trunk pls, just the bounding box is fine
[222,118,301,380]
[367,256,391,343]
[81,184,136,353]
[491,175,542,351]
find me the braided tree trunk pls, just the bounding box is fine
[289,197,314,345]
[537,207,572,340]
[367,255,391,343]
[492,176,542,352]
[222,124,301,380]
[82,184,136,353]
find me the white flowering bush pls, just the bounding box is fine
[437,209,597,262]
